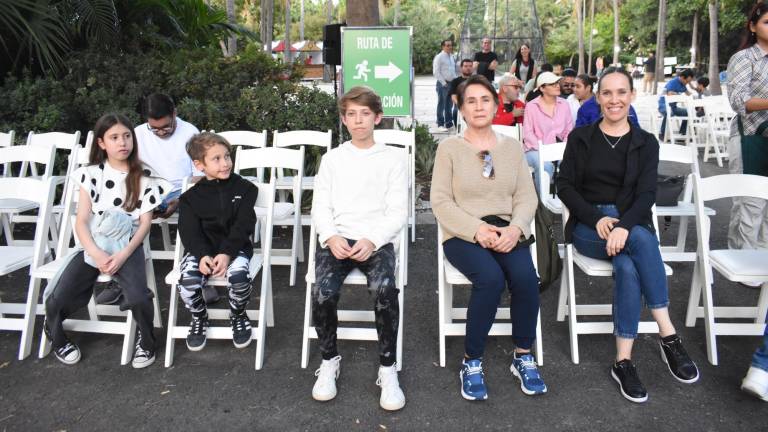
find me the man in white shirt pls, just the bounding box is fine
[134,93,200,219]
[433,39,458,132]
[310,86,408,411]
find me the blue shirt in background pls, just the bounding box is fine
[658,77,687,114]
[575,95,640,128]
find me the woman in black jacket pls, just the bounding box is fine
[557,67,699,403]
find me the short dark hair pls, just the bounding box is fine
[144,93,175,119]
[441,39,453,48]
[338,86,383,115]
[697,76,710,87]
[540,63,554,72]
[679,68,695,79]
[597,66,634,92]
[186,132,232,162]
[460,58,473,66]
[456,75,498,109]
[576,73,594,91]
[562,68,577,78]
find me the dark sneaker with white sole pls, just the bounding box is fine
[186,315,208,351]
[132,332,155,369]
[230,312,253,348]
[611,359,648,403]
[95,283,122,305]
[54,341,81,365]
[659,334,699,383]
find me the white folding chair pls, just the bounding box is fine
[35,175,163,365]
[701,104,732,167]
[0,130,14,176]
[491,124,522,142]
[686,174,768,365]
[663,95,691,145]
[437,221,544,367]
[374,129,417,244]
[164,177,276,370]
[235,146,305,286]
[272,129,332,224]
[557,204,672,364]
[537,142,567,215]
[657,144,716,262]
[301,225,407,371]
[215,130,268,181]
[0,177,57,360]
[0,143,57,246]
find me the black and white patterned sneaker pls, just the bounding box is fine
[230,312,253,349]
[186,315,208,351]
[54,341,81,365]
[132,333,155,369]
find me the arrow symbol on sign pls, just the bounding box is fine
[374,61,403,83]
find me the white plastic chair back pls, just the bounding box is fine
[492,124,522,141]
[374,128,417,244]
[537,141,567,212]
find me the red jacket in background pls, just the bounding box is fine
[492,94,525,126]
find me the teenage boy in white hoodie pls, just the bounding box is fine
[310,86,408,411]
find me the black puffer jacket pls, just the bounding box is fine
[178,173,258,260]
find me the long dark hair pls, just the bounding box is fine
[740,1,768,50]
[90,113,143,212]
[513,44,535,82]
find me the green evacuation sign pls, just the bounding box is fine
[342,27,412,117]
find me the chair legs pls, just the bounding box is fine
[19,278,42,360]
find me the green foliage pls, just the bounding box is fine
[0,0,71,75]
[399,121,438,181]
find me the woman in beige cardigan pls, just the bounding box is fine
[431,75,545,401]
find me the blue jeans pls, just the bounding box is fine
[571,204,669,339]
[660,105,688,137]
[752,310,768,372]
[436,82,455,128]
[443,237,539,358]
[524,149,555,195]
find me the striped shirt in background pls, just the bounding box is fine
[726,44,768,137]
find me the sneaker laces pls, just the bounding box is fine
[315,356,341,379]
[516,354,541,379]
[665,337,690,361]
[190,317,206,335]
[56,342,77,357]
[376,366,399,388]
[134,333,151,358]
[231,314,251,331]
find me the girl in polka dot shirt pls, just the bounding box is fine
[44,113,163,369]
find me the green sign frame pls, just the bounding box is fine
[341,26,413,117]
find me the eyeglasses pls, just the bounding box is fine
[147,117,176,135]
[478,150,495,179]
[561,83,575,88]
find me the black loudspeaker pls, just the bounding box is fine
[323,23,344,66]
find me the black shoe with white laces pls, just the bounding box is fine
[611,359,648,403]
[132,332,155,369]
[230,312,253,349]
[54,341,81,365]
[660,334,699,383]
[186,315,208,351]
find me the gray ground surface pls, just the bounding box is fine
[1,156,766,432]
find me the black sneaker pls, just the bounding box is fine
[230,312,253,349]
[202,285,220,304]
[132,333,155,369]
[659,334,699,383]
[54,341,81,365]
[611,359,648,403]
[95,283,122,305]
[186,315,208,351]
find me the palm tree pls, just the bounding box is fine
[654,0,667,96]
[577,0,585,74]
[708,0,722,95]
[612,0,619,65]
[261,0,274,52]
[347,0,379,25]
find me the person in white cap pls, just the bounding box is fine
[522,71,574,194]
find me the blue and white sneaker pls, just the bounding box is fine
[460,358,488,400]
[510,352,547,395]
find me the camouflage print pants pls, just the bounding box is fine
[312,239,399,366]
[178,251,251,317]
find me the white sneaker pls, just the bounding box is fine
[312,355,341,401]
[741,366,768,402]
[376,364,406,411]
[435,126,448,132]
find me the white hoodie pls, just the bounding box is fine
[311,141,408,250]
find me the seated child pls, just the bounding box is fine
[310,86,409,411]
[177,133,258,351]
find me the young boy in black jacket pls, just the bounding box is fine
[177,132,258,351]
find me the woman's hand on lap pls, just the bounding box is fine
[475,224,500,248]
[596,216,619,240]
[606,227,629,256]
[491,225,522,253]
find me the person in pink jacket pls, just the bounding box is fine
[522,71,574,194]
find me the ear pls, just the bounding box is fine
[97,137,106,150]
[374,112,383,125]
[192,159,205,172]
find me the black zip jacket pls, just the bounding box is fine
[556,120,659,242]
[178,173,258,260]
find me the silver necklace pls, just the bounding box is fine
[600,129,627,149]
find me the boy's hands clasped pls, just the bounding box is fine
[199,253,231,277]
[474,224,522,253]
[326,235,375,262]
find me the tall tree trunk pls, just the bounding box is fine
[708,0,722,94]
[326,0,332,23]
[691,10,699,66]
[285,0,292,62]
[221,0,236,57]
[612,0,620,65]
[261,0,274,53]
[587,0,595,75]
[577,0,585,74]
[347,0,380,26]
[300,0,305,41]
[393,0,400,26]
[654,0,666,95]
